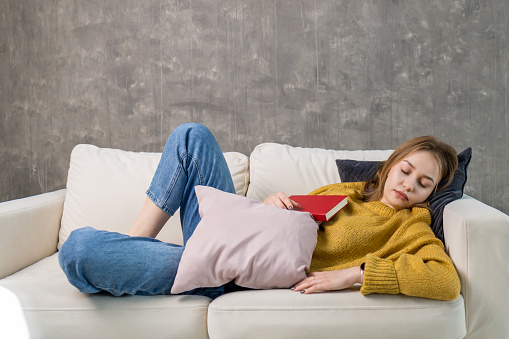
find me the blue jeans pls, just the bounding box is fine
[59,123,237,299]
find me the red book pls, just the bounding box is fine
[289,195,348,222]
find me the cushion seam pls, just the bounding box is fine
[21,306,210,312]
[208,300,462,312]
[208,305,460,312]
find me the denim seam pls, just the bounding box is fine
[189,152,205,186]
[73,281,100,294]
[147,151,204,216]
[146,190,175,216]
[147,155,187,216]
[92,283,159,296]
[161,156,184,214]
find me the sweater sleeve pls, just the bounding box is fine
[360,240,461,301]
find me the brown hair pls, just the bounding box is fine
[362,136,458,208]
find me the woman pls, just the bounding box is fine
[265,136,460,300]
[59,123,460,300]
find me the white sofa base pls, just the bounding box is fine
[1,253,465,339]
[1,142,508,338]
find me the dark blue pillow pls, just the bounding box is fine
[335,148,472,244]
[335,160,381,183]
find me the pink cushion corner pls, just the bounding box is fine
[171,186,318,294]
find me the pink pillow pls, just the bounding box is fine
[171,186,318,294]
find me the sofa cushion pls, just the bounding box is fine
[207,289,466,339]
[171,186,318,294]
[335,148,472,243]
[427,148,472,243]
[0,254,211,339]
[246,143,393,202]
[59,144,249,249]
[335,159,380,183]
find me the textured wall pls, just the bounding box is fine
[1,0,508,214]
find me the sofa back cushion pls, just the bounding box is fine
[246,143,393,201]
[59,144,249,249]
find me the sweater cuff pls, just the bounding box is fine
[360,254,400,295]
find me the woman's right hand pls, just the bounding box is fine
[263,192,300,210]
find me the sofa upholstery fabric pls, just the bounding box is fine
[0,254,211,339]
[208,289,466,339]
[246,142,393,201]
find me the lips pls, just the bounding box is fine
[395,190,408,201]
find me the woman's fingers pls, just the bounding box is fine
[264,192,300,210]
[275,192,295,209]
[293,268,361,294]
[289,198,300,209]
[293,274,319,293]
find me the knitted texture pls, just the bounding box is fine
[309,182,460,301]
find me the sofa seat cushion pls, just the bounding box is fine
[0,254,211,339]
[207,289,466,339]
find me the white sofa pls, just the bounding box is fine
[1,142,508,339]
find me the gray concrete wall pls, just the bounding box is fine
[1,0,508,215]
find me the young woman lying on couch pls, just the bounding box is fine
[59,123,460,301]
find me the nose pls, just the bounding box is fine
[403,180,414,191]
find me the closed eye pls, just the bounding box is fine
[402,160,435,186]
[420,179,434,188]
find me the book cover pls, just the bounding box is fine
[289,195,348,222]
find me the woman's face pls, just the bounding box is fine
[381,151,440,210]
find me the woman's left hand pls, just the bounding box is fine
[292,267,362,294]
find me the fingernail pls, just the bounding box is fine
[290,286,295,290]
[300,290,305,294]
[288,206,293,210]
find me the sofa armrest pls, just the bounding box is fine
[443,195,509,339]
[0,190,66,279]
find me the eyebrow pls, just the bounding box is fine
[403,160,435,184]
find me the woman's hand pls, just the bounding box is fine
[263,192,300,210]
[292,267,363,294]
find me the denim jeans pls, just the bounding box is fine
[59,123,237,299]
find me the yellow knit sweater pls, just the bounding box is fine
[309,182,460,301]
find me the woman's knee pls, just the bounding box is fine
[167,123,215,148]
[174,123,210,135]
[58,227,103,293]
[58,227,96,268]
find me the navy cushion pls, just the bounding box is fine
[335,148,472,244]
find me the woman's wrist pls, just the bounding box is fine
[359,263,365,285]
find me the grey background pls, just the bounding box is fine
[1,0,508,215]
